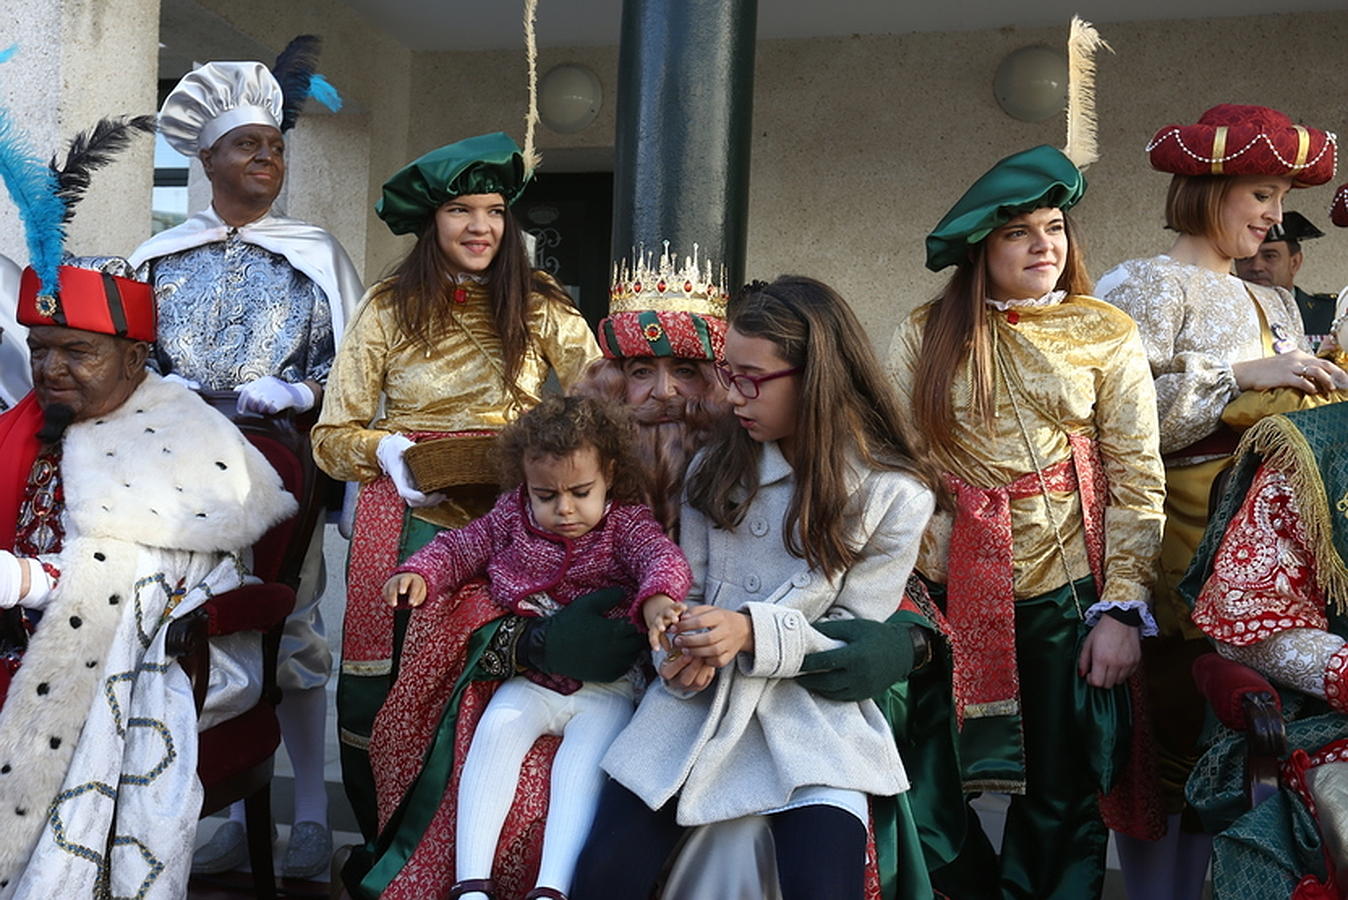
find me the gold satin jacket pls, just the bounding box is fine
[888,295,1165,607]
[312,277,600,527]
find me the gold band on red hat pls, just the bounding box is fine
[1293,126,1310,170]
[1210,126,1228,174]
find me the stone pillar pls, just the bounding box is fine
[0,0,160,265]
[284,111,371,283]
[611,0,757,289]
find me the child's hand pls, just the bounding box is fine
[643,593,686,652]
[674,605,754,667]
[659,650,716,693]
[382,573,428,609]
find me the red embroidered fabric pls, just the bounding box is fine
[342,431,475,664]
[1191,466,1322,647]
[943,433,1106,724]
[372,582,558,899]
[14,445,64,560]
[1325,644,1348,714]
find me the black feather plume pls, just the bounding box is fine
[272,34,323,132]
[48,114,156,224]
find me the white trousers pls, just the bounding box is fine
[456,676,634,893]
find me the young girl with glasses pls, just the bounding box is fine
[570,275,936,900]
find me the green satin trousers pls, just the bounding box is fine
[930,578,1123,900]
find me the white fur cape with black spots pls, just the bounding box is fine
[0,374,295,898]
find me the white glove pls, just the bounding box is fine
[376,433,446,508]
[236,376,316,416]
[0,551,20,608]
[163,372,201,391]
[0,551,53,610]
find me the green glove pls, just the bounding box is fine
[798,614,928,702]
[520,587,645,683]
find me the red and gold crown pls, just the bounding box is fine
[600,242,728,360]
[1146,104,1337,187]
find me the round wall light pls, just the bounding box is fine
[993,45,1068,122]
[539,63,603,134]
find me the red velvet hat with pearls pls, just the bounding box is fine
[1331,183,1348,228]
[1146,104,1337,188]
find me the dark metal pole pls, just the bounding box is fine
[611,0,757,290]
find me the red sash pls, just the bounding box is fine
[944,433,1107,725]
[342,430,487,663]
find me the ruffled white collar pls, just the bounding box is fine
[984,290,1065,311]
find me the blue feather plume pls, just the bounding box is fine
[0,45,18,65]
[307,73,342,112]
[0,111,66,295]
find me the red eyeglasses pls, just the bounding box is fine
[714,361,801,399]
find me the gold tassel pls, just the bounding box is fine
[1063,15,1112,170]
[522,0,542,175]
[1243,416,1348,616]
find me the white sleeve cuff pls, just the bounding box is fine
[1084,598,1158,638]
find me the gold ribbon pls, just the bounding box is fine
[1294,125,1311,171]
[1210,126,1228,174]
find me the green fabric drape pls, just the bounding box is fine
[338,513,444,872]
[929,577,1127,900]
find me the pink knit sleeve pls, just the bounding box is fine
[611,504,693,623]
[395,493,512,602]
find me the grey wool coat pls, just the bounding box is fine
[602,441,935,826]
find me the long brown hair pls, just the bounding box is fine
[686,276,936,578]
[380,199,569,388]
[910,210,1091,444]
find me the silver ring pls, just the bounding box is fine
[1296,363,1308,375]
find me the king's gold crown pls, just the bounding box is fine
[609,241,728,319]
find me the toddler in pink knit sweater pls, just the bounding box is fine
[382,396,691,900]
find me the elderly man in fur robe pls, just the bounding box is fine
[0,257,295,898]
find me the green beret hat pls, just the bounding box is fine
[925,145,1085,272]
[376,131,529,236]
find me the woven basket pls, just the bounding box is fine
[404,433,500,493]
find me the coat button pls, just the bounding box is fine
[783,615,799,630]
[745,574,761,592]
[749,516,769,537]
[791,572,811,588]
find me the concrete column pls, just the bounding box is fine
[284,111,371,283]
[0,0,160,265]
[611,0,758,289]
